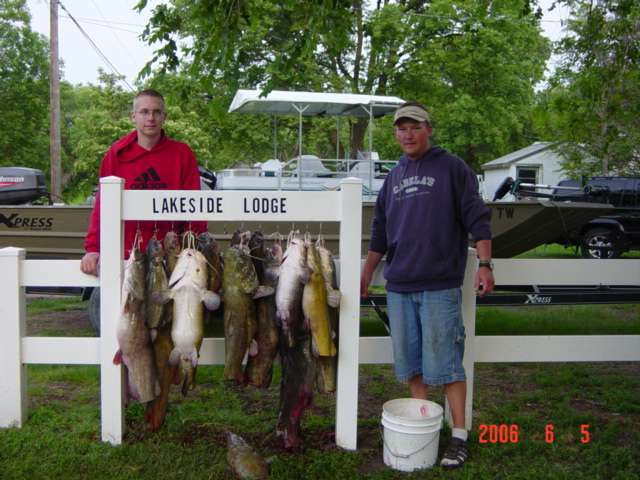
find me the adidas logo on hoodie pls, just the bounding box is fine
[130,167,167,189]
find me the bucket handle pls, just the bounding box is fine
[379,424,440,459]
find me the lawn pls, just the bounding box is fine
[1,360,638,480]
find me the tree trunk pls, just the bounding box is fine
[349,118,369,158]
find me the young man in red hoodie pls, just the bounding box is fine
[80,89,206,275]
[80,89,206,430]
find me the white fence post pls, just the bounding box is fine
[461,251,478,432]
[0,248,27,428]
[335,178,362,450]
[99,176,125,445]
[444,249,477,432]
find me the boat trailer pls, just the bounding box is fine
[363,285,640,332]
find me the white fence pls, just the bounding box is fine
[1,176,639,449]
[364,257,640,430]
[0,177,363,449]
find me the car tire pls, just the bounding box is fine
[88,287,100,335]
[581,228,620,259]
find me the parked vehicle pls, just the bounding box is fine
[498,176,640,259]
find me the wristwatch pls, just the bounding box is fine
[478,259,494,271]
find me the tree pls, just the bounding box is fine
[0,0,50,173]
[136,0,550,170]
[62,71,132,202]
[397,1,551,168]
[535,0,640,175]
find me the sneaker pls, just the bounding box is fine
[440,437,470,469]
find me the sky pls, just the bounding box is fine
[26,0,570,90]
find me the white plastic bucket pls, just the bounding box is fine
[381,398,443,472]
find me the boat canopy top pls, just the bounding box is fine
[229,89,405,118]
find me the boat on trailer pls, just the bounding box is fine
[216,89,404,199]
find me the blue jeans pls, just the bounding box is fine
[386,288,466,385]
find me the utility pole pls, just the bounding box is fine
[49,0,62,202]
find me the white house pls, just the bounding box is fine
[480,142,569,201]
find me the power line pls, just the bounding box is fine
[60,14,145,28]
[59,15,140,34]
[89,0,140,78]
[57,0,134,91]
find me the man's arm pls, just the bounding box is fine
[360,250,384,298]
[474,239,494,297]
[81,152,112,276]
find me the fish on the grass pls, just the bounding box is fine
[226,431,269,480]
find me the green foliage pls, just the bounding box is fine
[0,0,50,173]
[397,0,550,169]
[534,0,640,175]
[61,71,132,201]
[136,0,550,170]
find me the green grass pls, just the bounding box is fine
[1,362,638,479]
[516,243,640,259]
[360,304,640,337]
[476,304,640,335]
[27,296,85,315]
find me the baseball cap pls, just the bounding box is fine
[393,104,431,125]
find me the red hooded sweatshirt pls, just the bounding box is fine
[84,130,207,256]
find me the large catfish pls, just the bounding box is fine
[275,237,309,346]
[114,246,159,404]
[222,237,260,384]
[317,242,341,309]
[155,248,220,395]
[245,232,280,388]
[163,230,181,275]
[144,320,179,431]
[277,286,315,450]
[315,243,340,393]
[197,231,223,293]
[146,237,170,339]
[302,241,336,357]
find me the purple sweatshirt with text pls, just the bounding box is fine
[369,146,491,292]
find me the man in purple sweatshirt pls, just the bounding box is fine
[361,102,494,469]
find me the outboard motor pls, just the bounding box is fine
[199,166,217,190]
[493,176,515,201]
[0,167,49,204]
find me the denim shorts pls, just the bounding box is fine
[386,288,466,385]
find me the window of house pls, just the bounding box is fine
[516,167,539,194]
[516,167,538,184]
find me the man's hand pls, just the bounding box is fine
[360,270,372,298]
[360,251,383,298]
[80,252,100,276]
[474,267,495,297]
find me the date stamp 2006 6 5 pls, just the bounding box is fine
[478,423,591,444]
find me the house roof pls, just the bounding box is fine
[481,142,557,171]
